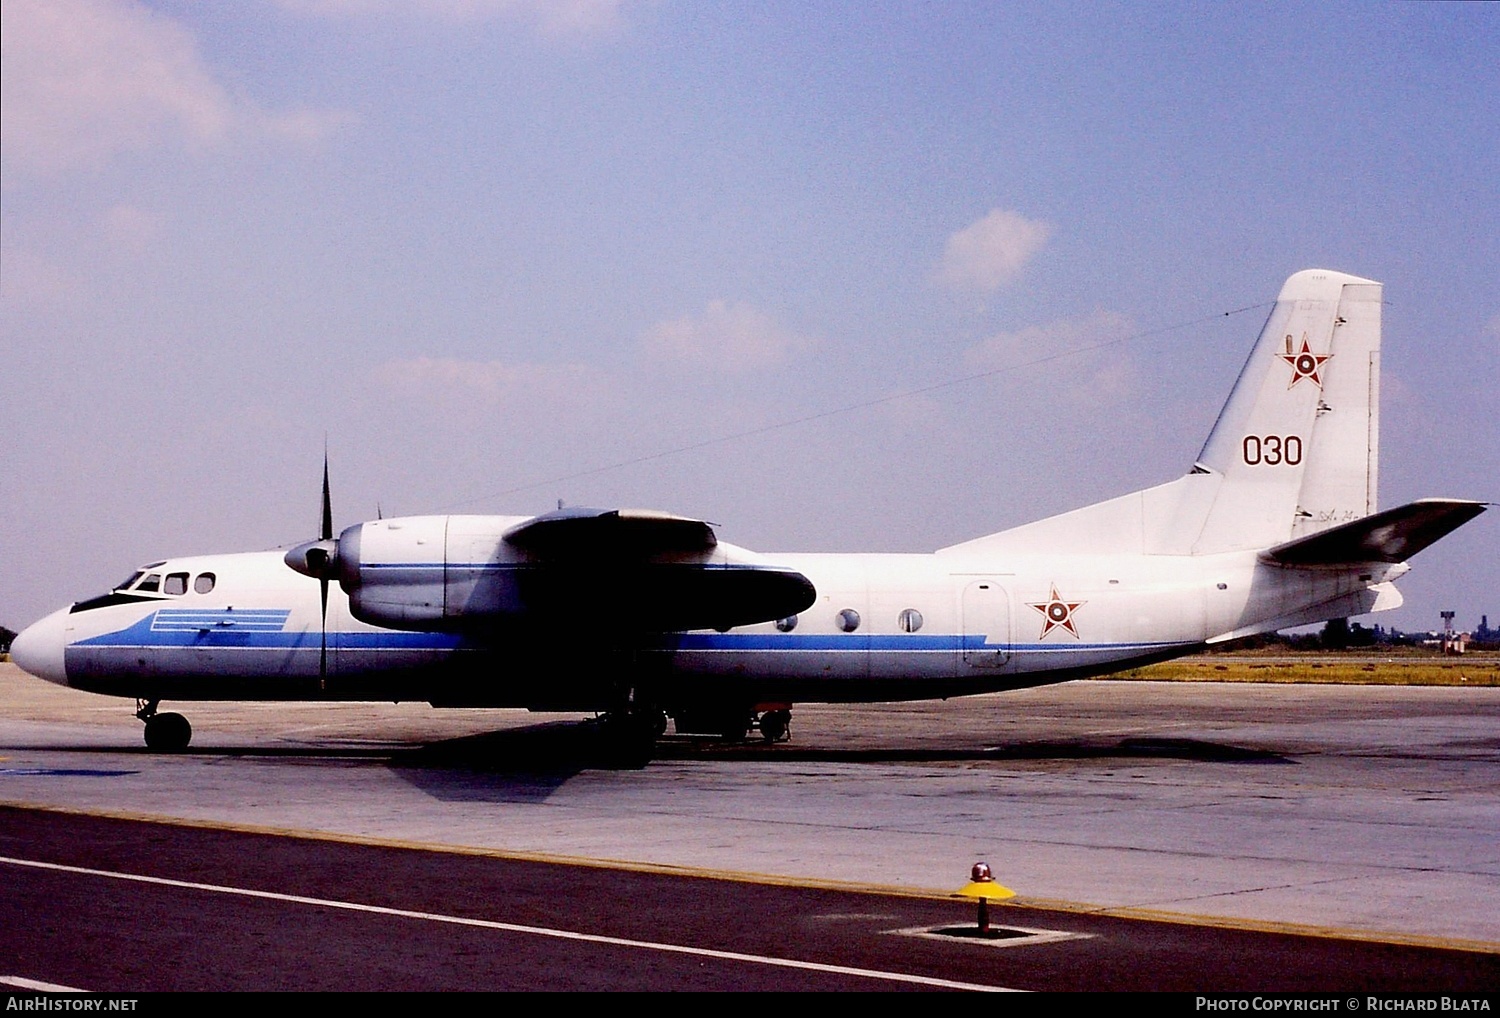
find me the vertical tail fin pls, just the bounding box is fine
[940,269,1385,560]
[1189,269,1381,553]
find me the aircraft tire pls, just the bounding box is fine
[595,712,656,770]
[759,709,790,743]
[143,712,192,752]
[718,712,751,743]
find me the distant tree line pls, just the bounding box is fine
[1210,618,1498,653]
[0,626,15,654]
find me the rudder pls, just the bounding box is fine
[1189,269,1382,554]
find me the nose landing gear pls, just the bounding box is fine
[136,699,192,752]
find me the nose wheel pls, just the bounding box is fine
[136,699,192,752]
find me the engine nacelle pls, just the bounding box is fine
[319,513,815,634]
[334,515,521,631]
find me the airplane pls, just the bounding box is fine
[10,269,1486,766]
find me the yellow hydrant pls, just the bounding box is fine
[953,861,1016,934]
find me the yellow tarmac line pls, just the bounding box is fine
[6,799,1497,956]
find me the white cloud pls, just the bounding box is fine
[641,300,809,373]
[934,209,1053,292]
[965,310,1138,402]
[277,0,629,35]
[966,310,1132,368]
[0,0,347,176]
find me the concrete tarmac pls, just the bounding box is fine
[5,806,1496,992]
[2,663,1497,961]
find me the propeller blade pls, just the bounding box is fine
[321,455,333,689]
[279,455,341,690]
[319,575,329,691]
[321,455,333,542]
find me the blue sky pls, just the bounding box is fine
[2,0,1495,634]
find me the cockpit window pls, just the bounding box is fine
[115,571,144,592]
[136,573,161,593]
[164,572,189,596]
[194,573,216,594]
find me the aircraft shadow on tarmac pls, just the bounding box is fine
[16,722,1290,803]
[385,723,1293,803]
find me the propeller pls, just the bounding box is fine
[284,455,340,689]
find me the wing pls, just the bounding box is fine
[321,508,816,633]
[502,507,814,632]
[503,507,718,558]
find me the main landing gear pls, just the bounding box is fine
[669,705,793,743]
[594,706,664,770]
[756,708,791,744]
[136,699,192,752]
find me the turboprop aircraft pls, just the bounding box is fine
[10,269,1486,765]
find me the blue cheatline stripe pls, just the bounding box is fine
[77,612,297,648]
[150,609,291,633]
[71,612,1191,658]
[335,632,464,650]
[74,612,466,651]
[669,633,1191,653]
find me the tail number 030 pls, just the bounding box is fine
[1243,435,1302,466]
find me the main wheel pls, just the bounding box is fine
[718,711,751,743]
[595,711,657,769]
[143,711,192,752]
[759,709,791,743]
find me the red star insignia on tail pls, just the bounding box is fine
[1028,585,1086,640]
[1278,333,1332,389]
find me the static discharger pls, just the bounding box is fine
[953,862,1016,935]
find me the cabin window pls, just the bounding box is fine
[775,615,798,632]
[898,608,923,633]
[164,572,189,596]
[136,573,161,592]
[836,608,861,633]
[195,573,216,594]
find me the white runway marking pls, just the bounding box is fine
[0,975,89,992]
[2,855,1020,992]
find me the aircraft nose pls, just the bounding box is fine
[11,607,70,686]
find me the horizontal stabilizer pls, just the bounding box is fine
[504,507,717,559]
[1263,499,1486,566]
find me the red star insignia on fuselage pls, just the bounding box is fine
[1028,585,1086,640]
[1278,333,1332,390]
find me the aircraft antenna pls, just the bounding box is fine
[439,300,1274,510]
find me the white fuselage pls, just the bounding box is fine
[11,270,1459,725]
[13,534,1405,711]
